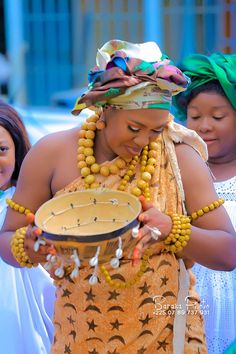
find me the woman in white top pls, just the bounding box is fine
[174,53,236,354]
[0,101,55,354]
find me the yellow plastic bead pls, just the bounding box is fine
[77,153,85,161]
[77,146,85,153]
[19,206,25,214]
[147,157,156,165]
[84,139,94,148]
[145,165,155,174]
[83,147,93,156]
[115,158,126,169]
[81,167,91,177]
[85,156,96,165]
[87,122,97,131]
[85,130,95,139]
[203,206,210,213]
[197,209,204,216]
[78,129,86,138]
[100,166,110,177]
[118,185,125,191]
[148,150,157,158]
[90,163,100,173]
[77,161,87,169]
[141,172,152,182]
[109,165,119,174]
[191,212,198,219]
[137,179,146,189]
[87,115,99,123]
[149,141,158,150]
[213,200,220,207]
[131,187,142,197]
[78,138,86,146]
[84,174,95,185]
[127,169,134,177]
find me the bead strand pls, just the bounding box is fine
[100,248,152,288]
[164,214,191,253]
[77,114,159,200]
[78,114,128,189]
[11,227,38,268]
[6,198,32,215]
[190,197,224,221]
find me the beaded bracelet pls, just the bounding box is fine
[6,198,32,215]
[190,197,224,221]
[11,227,38,268]
[164,197,225,253]
[164,214,191,253]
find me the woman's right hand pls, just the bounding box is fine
[24,224,54,264]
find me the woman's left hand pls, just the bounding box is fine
[132,196,172,265]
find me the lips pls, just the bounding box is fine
[201,137,217,144]
[125,145,142,156]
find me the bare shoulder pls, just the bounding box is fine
[30,127,78,155]
[174,143,217,214]
[12,128,79,211]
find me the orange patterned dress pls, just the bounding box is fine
[51,122,208,353]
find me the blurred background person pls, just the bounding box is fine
[0,100,55,354]
[174,52,236,354]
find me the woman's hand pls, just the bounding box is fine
[24,224,54,264]
[132,196,172,265]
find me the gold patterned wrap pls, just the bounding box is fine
[51,121,207,354]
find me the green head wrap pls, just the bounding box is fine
[173,52,236,120]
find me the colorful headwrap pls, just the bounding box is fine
[173,52,236,120]
[72,40,190,115]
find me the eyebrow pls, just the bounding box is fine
[128,119,165,130]
[188,104,228,109]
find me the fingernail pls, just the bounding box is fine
[132,258,139,267]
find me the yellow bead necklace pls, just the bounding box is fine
[77,114,159,200]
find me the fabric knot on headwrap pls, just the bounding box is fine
[173,52,236,120]
[72,40,190,115]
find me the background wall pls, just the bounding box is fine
[1,0,236,106]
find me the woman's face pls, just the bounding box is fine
[103,108,170,159]
[0,126,15,190]
[186,92,236,162]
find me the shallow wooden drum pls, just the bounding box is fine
[35,189,141,264]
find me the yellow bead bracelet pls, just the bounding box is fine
[6,198,32,215]
[164,197,225,253]
[190,197,224,221]
[164,214,191,253]
[11,227,38,268]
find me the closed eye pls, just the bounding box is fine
[189,116,200,120]
[128,125,140,132]
[213,116,224,120]
[152,129,163,134]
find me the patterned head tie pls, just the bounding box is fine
[72,39,190,115]
[173,52,236,120]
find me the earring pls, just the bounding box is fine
[96,114,106,130]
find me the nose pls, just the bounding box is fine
[133,133,150,148]
[198,117,213,133]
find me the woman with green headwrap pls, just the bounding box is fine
[174,52,236,354]
[0,41,235,353]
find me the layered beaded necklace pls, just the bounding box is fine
[77,113,159,200]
